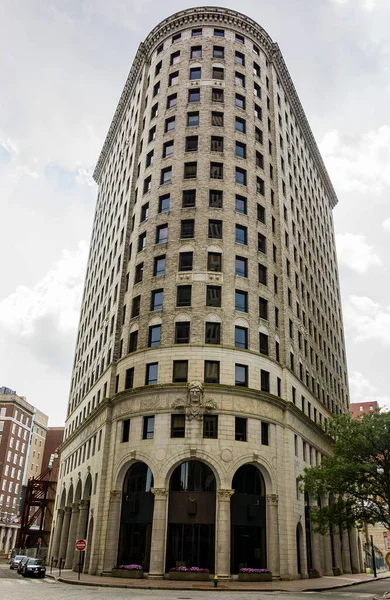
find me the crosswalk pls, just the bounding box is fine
[0,578,55,585]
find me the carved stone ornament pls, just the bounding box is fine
[110,489,122,501]
[151,487,168,498]
[172,381,217,421]
[218,489,235,500]
[267,494,279,505]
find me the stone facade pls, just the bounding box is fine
[51,7,357,579]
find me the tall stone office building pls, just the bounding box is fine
[50,7,360,579]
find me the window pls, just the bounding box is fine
[134,261,143,283]
[236,363,248,385]
[235,168,246,185]
[255,127,263,143]
[214,27,224,37]
[165,116,175,132]
[129,331,138,353]
[156,224,168,243]
[190,67,201,80]
[172,32,181,43]
[235,141,246,158]
[212,67,224,80]
[255,104,262,121]
[192,28,202,37]
[188,89,200,103]
[170,51,181,67]
[254,82,261,98]
[235,256,247,277]
[171,414,185,438]
[153,81,160,96]
[182,189,196,206]
[125,368,134,390]
[148,325,161,347]
[258,233,266,253]
[173,360,188,382]
[236,117,246,133]
[146,149,154,166]
[261,422,269,446]
[260,369,270,392]
[205,322,221,344]
[206,285,221,307]
[141,203,149,222]
[176,285,192,307]
[213,46,224,58]
[184,162,197,179]
[212,88,224,103]
[235,326,248,349]
[138,233,146,252]
[209,189,223,208]
[203,415,218,438]
[204,360,220,383]
[154,255,166,276]
[151,289,163,311]
[175,321,190,343]
[235,93,245,109]
[259,332,269,355]
[143,175,152,194]
[257,176,265,195]
[259,297,268,320]
[185,136,198,152]
[159,194,170,213]
[211,136,224,152]
[161,167,172,185]
[210,162,223,179]
[167,93,177,109]
[235,51,245,66]
[179,251,193,271]
[211,111,223,126]
[256,151,264,169]
[191,45,202,58]
[155,60,162,75]
[235,417,247,441]
[235,72,245,87]
[145,364,158,385]
[169,71,179,86]
[208,219,222,238]
[181,219,195,239]
[257,203,265,223]
[187,111,199,126]
[235,195,246,214]
[131,295,140,317]
[163,140,174,157]
[235,290,248,312]
[235,224,247,245]
[235,33,245,44]
[143,416,155,438]
[208,252,222,271]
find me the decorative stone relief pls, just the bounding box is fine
[151,487,168,498]
[110,489,122,502]
[217,489,235,500]
[267,494,279,505]
[172,381,217,420]
[221,449,233,463]
[155,448,166,461]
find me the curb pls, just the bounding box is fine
[44,572,390,593]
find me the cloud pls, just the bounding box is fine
[0,241,88,337]
[382,217,390,231]
[349,371,390,411]
[336,233,382,273]
[330,0,383,10]
[344,295,390,344]
[320,127,390,193]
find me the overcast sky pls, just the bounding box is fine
[1,0,389,426]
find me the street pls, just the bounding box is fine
[0,565,388,600]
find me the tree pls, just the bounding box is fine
[301,410,390,534]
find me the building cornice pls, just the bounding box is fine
[92,6,338,208]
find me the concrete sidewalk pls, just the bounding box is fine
[46,568,390,592]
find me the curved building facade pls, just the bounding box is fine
[50,7,360,579]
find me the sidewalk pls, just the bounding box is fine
[47,568,390,592]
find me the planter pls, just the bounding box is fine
[111,568,144,579]
[168,572,211,581]
[238,573,272,581]
[309,571,321,578]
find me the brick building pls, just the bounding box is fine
[50,7,360,579]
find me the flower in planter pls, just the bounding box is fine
[117,564,143,570]
[239,568,271,574]
[309,568,319,573]
[170,566,210,573]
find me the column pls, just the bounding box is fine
[320,498,333,576]
[341,529,352,574]
[216,489,234,579]
[332,527,343,574]
[102,490,122,572]
[349,528,360,573]
[267,494,280,578]
[11,528,18,551]
[50,509,64,561]
[65,503,80,568]
[148,488,168,578]
[0,526,4,551]
[73,500,89,570]
[58,506,72,562]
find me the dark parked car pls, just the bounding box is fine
[21,558,46,578]
[10,555,25,569]
[17,556,29,573]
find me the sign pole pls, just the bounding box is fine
[370,535,377,578]
[78,552,82,580]
[75,539,87,580]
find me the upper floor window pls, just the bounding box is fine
[191,45,202,59]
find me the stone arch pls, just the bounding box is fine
[60,488,66,508]
[162,450,225,489]
[74,479,82,503]
[227,455,275,493]
[129,322,139,333]
[114,453,157,491]
[66,484,74,506]
[83,473,93,500]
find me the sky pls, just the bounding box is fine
[0,0,389,426]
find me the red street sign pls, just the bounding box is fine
[75,539,87,552]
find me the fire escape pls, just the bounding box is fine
[16,466,57,548]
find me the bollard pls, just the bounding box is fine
[213,574,219,588]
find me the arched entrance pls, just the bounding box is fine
[166,460,216,572]
[304,493,313,570]
[117,462,154,570]
[296,522,304,575]
[231,464,266,573]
